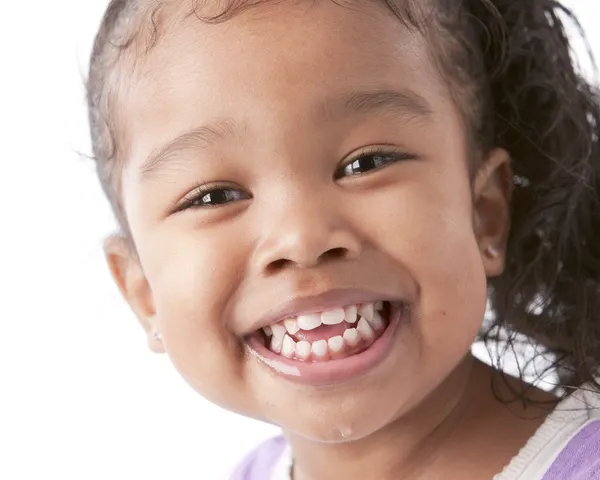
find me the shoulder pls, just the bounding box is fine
[496,384,600,480]
[542,419,600,479]
[541,384,600,479]
[228,436,288,480]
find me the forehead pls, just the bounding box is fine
[117,0,450,176]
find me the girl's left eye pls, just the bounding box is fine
[335,148,417,179]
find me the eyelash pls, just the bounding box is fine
[174,147,416,212]
[175,183,251,212]
[334,146,417,180]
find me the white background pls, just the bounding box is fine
[0,1,598,479]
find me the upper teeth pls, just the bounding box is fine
[321,308,345,326]
[263,302,385,337]
[358,303,374,322]
[284,318,300,335]
[270,322,287,338]
[296,313,321,331]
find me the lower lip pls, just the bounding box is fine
[246,308,404,386]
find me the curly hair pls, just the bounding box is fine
[87,0,600,401]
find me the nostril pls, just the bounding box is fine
[264,248,349,274]
[266,258,293,273]
[318,247,350,262]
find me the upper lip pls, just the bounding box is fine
[246,288,406,334]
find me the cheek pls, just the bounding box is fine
[376,167,488,349]
[406,179,487,338]
[407,205,487,364]
[138,225,256,411]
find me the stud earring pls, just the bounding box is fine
[486,245,500,259]
[152,330,163,343]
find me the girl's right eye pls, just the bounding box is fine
[175,185,251,213]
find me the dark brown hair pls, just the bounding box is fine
[87,0,600,401]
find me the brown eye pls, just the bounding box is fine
[336,149,416,179]
[177,187,250,212]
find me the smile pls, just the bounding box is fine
[262,301,389,361]
[246,300,409,385]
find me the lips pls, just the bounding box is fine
[240,286,413,384]
[245,301,409,385]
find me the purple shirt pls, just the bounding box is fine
[231,420,600,479]
[542,420,600,480]
[229,436,287,480]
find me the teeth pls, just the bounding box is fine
[296,341,311,360]
[271,323,286,339]
[357,317,375,341]
[281,335,296,358]
[342,328,360,346]
[296,313,322,331]
[327,335,344,353]
[270,334,283,354]
[284,318,300,335]
[311,339,328,358]
[321,308,345,325]
[264,302,387,358]
[358,303,374,322]
[369,310,385,331]
[344,304,358,324]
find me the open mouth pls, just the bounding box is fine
[249,301,396,362]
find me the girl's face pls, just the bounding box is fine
[110,1,509,442]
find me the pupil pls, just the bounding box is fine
[354,155,384,174]
[205,190,228,205]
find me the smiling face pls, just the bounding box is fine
[107,0,510,443]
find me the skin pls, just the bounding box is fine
[105,2,558,478]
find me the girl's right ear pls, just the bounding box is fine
[103,235,164,354]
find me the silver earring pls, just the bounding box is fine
[152,330,163,342]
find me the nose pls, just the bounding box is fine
[252,192,363,275]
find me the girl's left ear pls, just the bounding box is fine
[473,148,513,278]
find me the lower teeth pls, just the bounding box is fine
[263,304,392,362]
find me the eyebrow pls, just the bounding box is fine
[139,120,236,181]
[138,89,432,182]
[320,89,432,123]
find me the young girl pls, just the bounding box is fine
[86,0,600,478]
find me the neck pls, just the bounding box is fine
[287,356,540,480]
